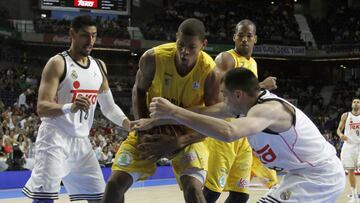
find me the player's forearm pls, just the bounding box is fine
[171,107,240,142]
[37,101,68,117]
[188,102,232,119]
[336,129,345,138]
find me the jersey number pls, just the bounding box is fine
[254,144,277,164]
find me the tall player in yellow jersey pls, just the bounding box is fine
[203,19,278,203]
[102,18,219,203]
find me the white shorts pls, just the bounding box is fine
[22,123,105,201]
[257,156,345,203]
[341,142,360,169]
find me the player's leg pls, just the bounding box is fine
[180,174,207,203]
[224,138,252,203]
[61,136,105,203]
[204,138,236,203]
[341,143,358,202]
[203,187,221,203]
[22,124,67,202]
[257,156,345,203]
[102,131,157,203]
[251,155,278,189]
[172,141,209,203]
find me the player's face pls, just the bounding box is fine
[221,83,243,115]
[233,24,257,57]
[71,26,97,57]
[352,99,360,111]
[176,33,206,69]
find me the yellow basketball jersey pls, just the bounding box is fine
[227,49,258,77]
[147,43,215,108]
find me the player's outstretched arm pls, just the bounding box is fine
[96,59,130,131]
[37,55,90,117]
[149,97,283,142]
[132,49,156,119]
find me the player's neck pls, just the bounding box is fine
[68,48,89,66]
[175,59,195,77]
[352,110,360,116]
[234,48,252,59]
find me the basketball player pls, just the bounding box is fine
[337,98,360,203]
[22,15,130,203]
[138,68,346,203]
[204,19,278,203]
[102,18,218,203]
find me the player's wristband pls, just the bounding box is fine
[62,103,72,114]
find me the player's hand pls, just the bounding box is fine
[71,95,91,113]
[132,118,158,131]
[149,97,177,119]
[340,134,349,141]
[137,133,179,161]
[260,76,277,90]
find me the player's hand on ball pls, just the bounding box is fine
[149,97,177,119]
[132,118,157,131]
[137,133,178,161]
[71,95,91,113]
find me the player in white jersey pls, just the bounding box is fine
[135,68,346,203]
[338,98,360,203]
[22,15,130,203]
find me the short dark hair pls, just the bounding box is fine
[71,15,96,32]
[223,68,260,97]
[177,18,206,40]
[235,19,256,34]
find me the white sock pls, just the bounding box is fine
[351,187,357,196]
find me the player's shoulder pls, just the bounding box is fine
[215,51,235,71]
[249,100,283,117]
[341,112,349,119]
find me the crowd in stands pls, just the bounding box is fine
[141,0,303,45]
[34,16,130,39]
[310,4,360,46]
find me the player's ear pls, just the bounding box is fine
[202,39,208,49]
[254,35,258,44]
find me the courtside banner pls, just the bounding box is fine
[253,44,306,56]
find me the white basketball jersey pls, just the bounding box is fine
[42,51,103,137]
[247,90,336,172]
[344,112,360,143]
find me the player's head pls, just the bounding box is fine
[233,19,257,58]
[221,68,260,115]
[70,15,97,56]
[352,98,360,111]
[175,18,207,68]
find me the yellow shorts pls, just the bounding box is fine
[112,131,209,184]
[251,155,278,188]
[205,137,252,193]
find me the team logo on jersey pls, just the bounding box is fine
[71,70,78,80]
[236,178,249,188]
[219,175,227,188]
[280,190,291,200]
[71,89,98,105]
[192,81,200,89]
[350,123,360,130]
[117,152,132,166]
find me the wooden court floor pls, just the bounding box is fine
[0,176,354,203]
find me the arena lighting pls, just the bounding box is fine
[294,0,297,2]
[312,58,360,61]
[92,47,131,52]
[271,1,275,4]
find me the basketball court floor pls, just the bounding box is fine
[0,176,354,203]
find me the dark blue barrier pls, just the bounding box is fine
[0,166,175,190]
